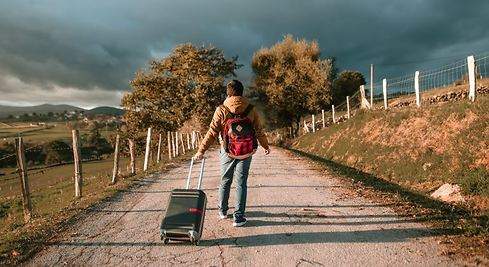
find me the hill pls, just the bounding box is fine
[0,104,124,118]
[0,104,83,118]
[85,106,124,116]
[292,94,489,208]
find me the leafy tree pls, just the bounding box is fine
[122,43,240,135]
[83,123,112,160]
[251,35,333,134]
[332,70,366,105]
[43,140,72,165]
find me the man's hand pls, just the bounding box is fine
[193,151,204,160]
[264,148,271,155]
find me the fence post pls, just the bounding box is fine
[171,132,176,158]
[415,71,421,107]
[467,55,476,101]
[187,133,191,150]
[180,132,186,154]
[72,130,82,198]
[175,132,180,156]
[111,134,120,184]
[129,139,136,175]
[156,133,162,164]
[321,110,325,128]
[332,105,336,123]
[346,96,350,119]
[383,78,388,110]
[143,127,152,171]
[312,115,316,132]
[360,85,371,109]
[303,121,309,134]
[15,137,32,222]
[370,64,374,107]
[167,132,172,160]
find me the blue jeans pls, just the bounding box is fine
[218,148,252,217]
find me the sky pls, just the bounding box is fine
[0,0,488,108]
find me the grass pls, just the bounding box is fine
[0,122,113,143]
[293,94,489,200]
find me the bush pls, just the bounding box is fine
[43,140,72,165]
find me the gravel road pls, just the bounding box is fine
[28,148,456,266]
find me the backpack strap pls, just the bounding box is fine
[242,104,254,117]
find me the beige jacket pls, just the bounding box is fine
[198,96,269,154]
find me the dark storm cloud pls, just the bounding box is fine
[0,0,488,106]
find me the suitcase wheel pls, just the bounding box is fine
[163,238,170,245]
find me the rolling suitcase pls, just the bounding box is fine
[160,158,207,245]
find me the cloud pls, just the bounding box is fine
[0,0,488,106]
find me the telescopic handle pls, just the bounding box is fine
[185,157,205,190]
[197,158,205,190]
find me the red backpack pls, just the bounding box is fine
[221,104,258,159]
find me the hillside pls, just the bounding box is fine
[0,104,123,118]
[292,94,489,210]
[85,106,124,116]
[0,104,83,118]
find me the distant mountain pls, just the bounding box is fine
[0,104,124,118]
[85,106,125,116]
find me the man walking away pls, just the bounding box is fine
[194,80,270,227]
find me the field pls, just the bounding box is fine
[0,122,113,143]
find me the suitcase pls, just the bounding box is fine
[160,158,207,245]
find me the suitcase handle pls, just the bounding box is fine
[186,157,206,190]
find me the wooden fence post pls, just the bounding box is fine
[321,110,325,128]
[156,133,162,164]
[383,78,388,110]
[303,121,309,134]
[129,139,136,175]
[347,96,351,119]
[111,134,120,184]
[167,131,172,160]
[143,127,152,171]
[415,71,421,107]
[72,130,82,198]
[187,133,191,150]
[312,115,316,132]
[360,85,371,109]
[175,131,179,156]
[180,132,186,154]
[467,55,476,101]
[332,105,336,123]
[171,132,176,158]
[15,137,32,222]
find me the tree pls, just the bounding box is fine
[251,35,333,134]
[332,71,366,105]
[122,43,240,135]
[43,140,72,165]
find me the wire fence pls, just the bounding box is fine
[299,52,489,136]
[365,52,489,103]
[0,127,201,230]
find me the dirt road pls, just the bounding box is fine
[29,148,456,266]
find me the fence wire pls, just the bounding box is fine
[364,53,489,103]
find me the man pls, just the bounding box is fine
[194,80,270,227]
